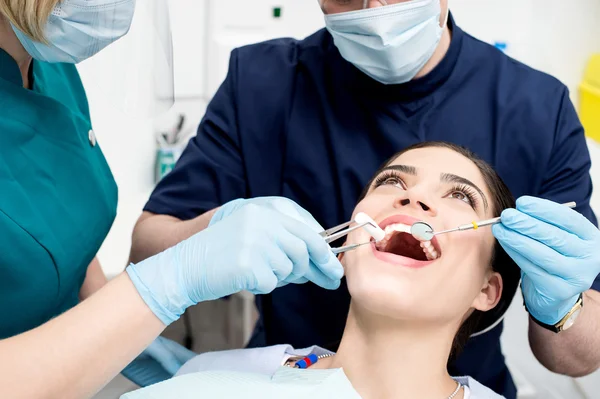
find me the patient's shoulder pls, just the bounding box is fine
[176,344,332,378]
[457,376,506,399]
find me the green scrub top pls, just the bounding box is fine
[0,49,118,338]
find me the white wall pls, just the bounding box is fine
[451,0,600,105]
[76,0,169,277]
[79,2,600,396]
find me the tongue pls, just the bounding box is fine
[384,232,428,261]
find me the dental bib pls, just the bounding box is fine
[121,344,503,398]
[121,367,362,399]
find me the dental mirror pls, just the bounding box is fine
[410,221,435,242]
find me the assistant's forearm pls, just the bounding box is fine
[0,274,165,399]
[129,209,218,263]
[79,257,108,300]
[529,289,600,377]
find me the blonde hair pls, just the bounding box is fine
[0,0,60,42]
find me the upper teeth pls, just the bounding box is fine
[378,223,440,261]
[383,223,411,237]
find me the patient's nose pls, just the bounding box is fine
[394,194,438,217]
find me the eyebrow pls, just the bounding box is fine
[382,164,418,176]
[376,165,489,211]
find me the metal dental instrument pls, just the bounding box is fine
[321,212,385,254]
[331,242,371,255]
[410,201,577,242]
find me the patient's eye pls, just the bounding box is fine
[381,176,404,187]
[450,192,469,202]
[373,171,406,190]
[445,184,478,210]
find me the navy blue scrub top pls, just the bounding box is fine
[145,15,598,398]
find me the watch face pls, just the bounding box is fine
[562,307,582,331]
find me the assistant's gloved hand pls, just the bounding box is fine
[492,196,600,325]
[127,198,343,326]
[121,337,196,387]
[209,196,336,286]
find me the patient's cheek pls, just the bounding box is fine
[456,228,491,250]
[452,229,494,276]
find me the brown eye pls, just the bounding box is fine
[449,191,471,204]
[382,177,405,189]
[373,171,407,191]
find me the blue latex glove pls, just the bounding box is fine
[209,197,324,230]
[209,196,335,286]
[121,337,196,387]
[127,198,343,326]
[492,196,600,325]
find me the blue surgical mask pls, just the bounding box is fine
[324,0,448,85]
[12,0,136,64]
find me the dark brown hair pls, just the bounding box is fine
[359,141,520,361]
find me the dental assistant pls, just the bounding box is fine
[132,0,600,397]
[0,1,343,398]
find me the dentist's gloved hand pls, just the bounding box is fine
[122,337,196,387]
[127,199,343,326]
[209,196,336,286]
[492,196,600,325]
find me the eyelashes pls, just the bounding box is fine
[371,171,480,210]
[373,170,406,189]
[446,184,479,209]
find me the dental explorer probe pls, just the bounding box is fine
[410,201,577,242]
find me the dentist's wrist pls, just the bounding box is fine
[526,293,581,326]
[209,198,247,227]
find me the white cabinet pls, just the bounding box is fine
[168,0,208,98]
[168,0,324,100]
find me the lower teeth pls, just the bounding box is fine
[420,242,438,260]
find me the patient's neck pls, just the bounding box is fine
[323,303,461,399]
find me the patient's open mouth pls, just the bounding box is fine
[373,216,442,264]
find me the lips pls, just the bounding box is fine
[371,214,443,268]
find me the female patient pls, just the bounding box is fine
[124,142,521,399]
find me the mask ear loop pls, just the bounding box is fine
[442,0,450,28]
[469,313,505,338]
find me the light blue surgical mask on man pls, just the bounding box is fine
[12,0,136,64]
[324,0,449,85]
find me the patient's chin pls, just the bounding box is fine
[345,244,492,327]
[346,262,462,324]
[347,274,423,319]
